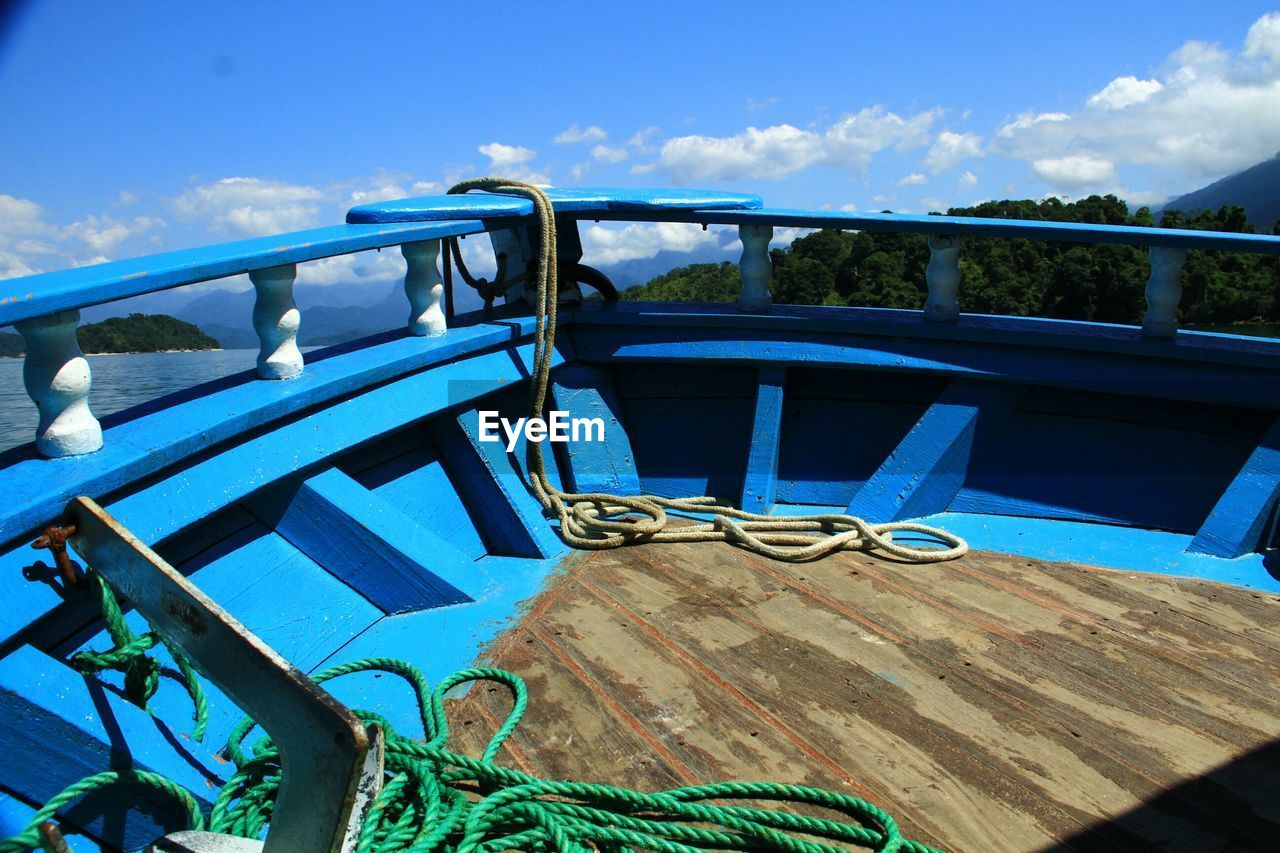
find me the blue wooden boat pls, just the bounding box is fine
[1,181,1279,852]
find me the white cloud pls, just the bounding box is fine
[628,126,661,153]
[568,162,591,181]
[1245,12,1280,62]
[1087,76,1164,110]
[477,142,548,183]
[746,96,780,114]
[822,106,939,169]
[0,194,47,238]
[995,13,1280,185]
[553,124,607,144]
[897,172,927,187]
[654,124,823,181]
[581,221,723,265]
[591,144,629,163]
[649,107,939,181]
[924,131,983,173]
[175,177,325,237]
[959,170,979,188]
[64,215,165,255]
[1031,155,1117,188]
[996,111,1070,139]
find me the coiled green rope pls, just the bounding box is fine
[2,652,943,852]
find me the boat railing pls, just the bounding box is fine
[3,189,1280,460]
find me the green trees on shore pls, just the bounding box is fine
[623,196,1280,326]
[0,313,219,357]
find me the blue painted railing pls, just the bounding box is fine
[3,187,1280,459]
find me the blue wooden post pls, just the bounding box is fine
[738,224,773,311]
[402,239,446,336]
[250,263,303,379]
[847,379,1024,521]
[925,235,961,321]
[741,366,785,514]
[550,363,640,494]
[1142,247,1186,338]
[1188,415,1280,558]
[14,309,102,457]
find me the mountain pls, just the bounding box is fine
[1165,155,1280,232]
[1,314,218,355]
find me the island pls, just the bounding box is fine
[0,313,220,356]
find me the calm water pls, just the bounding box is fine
[0,349,261,453]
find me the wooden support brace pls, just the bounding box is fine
[740,366,786,514]
[1188,414,1280,558]
[550,363,640,495]
[432,413,565,559]
[847,379,1025,521]
[248,467,474,613]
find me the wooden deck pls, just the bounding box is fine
[446,538,1280,852]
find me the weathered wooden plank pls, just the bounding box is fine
[248,468,475,614]
[847,379,1024,521]
[740,366,785,513]
[0,645,225,850]
[550,363,640,495]
[461,538,1280,851]
[1188,415,1280,558]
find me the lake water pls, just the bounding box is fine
[0,349,262,453]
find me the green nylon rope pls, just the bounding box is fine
[68,569,209,742]
[3,649,943,853]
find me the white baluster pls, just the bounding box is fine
[401,240,446,336]
[1142,246,1187,338]
[15,309,102,458]
[925,234,962,322]
[250,264,303,380]
[738,224,773,311]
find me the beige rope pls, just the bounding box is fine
[448,178,968,564]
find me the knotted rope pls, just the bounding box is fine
[447,178,967,564]
[69,568,209,741]
[3,652,943,853]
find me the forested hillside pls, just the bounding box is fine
[0,313,220,356]
[623,196,1280,325]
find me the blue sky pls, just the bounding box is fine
[2,1,1280,291]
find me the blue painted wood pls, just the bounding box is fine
[847,380,1025,521]
[952,411,1257,532]
[740,367,785,513]
[1188,415,1280,558]
[0,220,487,327]
[310,553,564,738]
[349,443,490,561]
[0,341,556,649]
[249,468,474,614]
[678,208,1280,254]
[570,324,1280,412]
[0,788,39,841]
[771,370,946,506]
[346,188,762,224]
[569,301,1280,369]
[0,645,225,849]
[550,363,640,495]
[441,409,564,559]
[917,512,1280,593]
[0,322,534,549]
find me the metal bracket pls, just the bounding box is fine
[66,497,377,853]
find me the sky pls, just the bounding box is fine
[2,1,1280,295]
